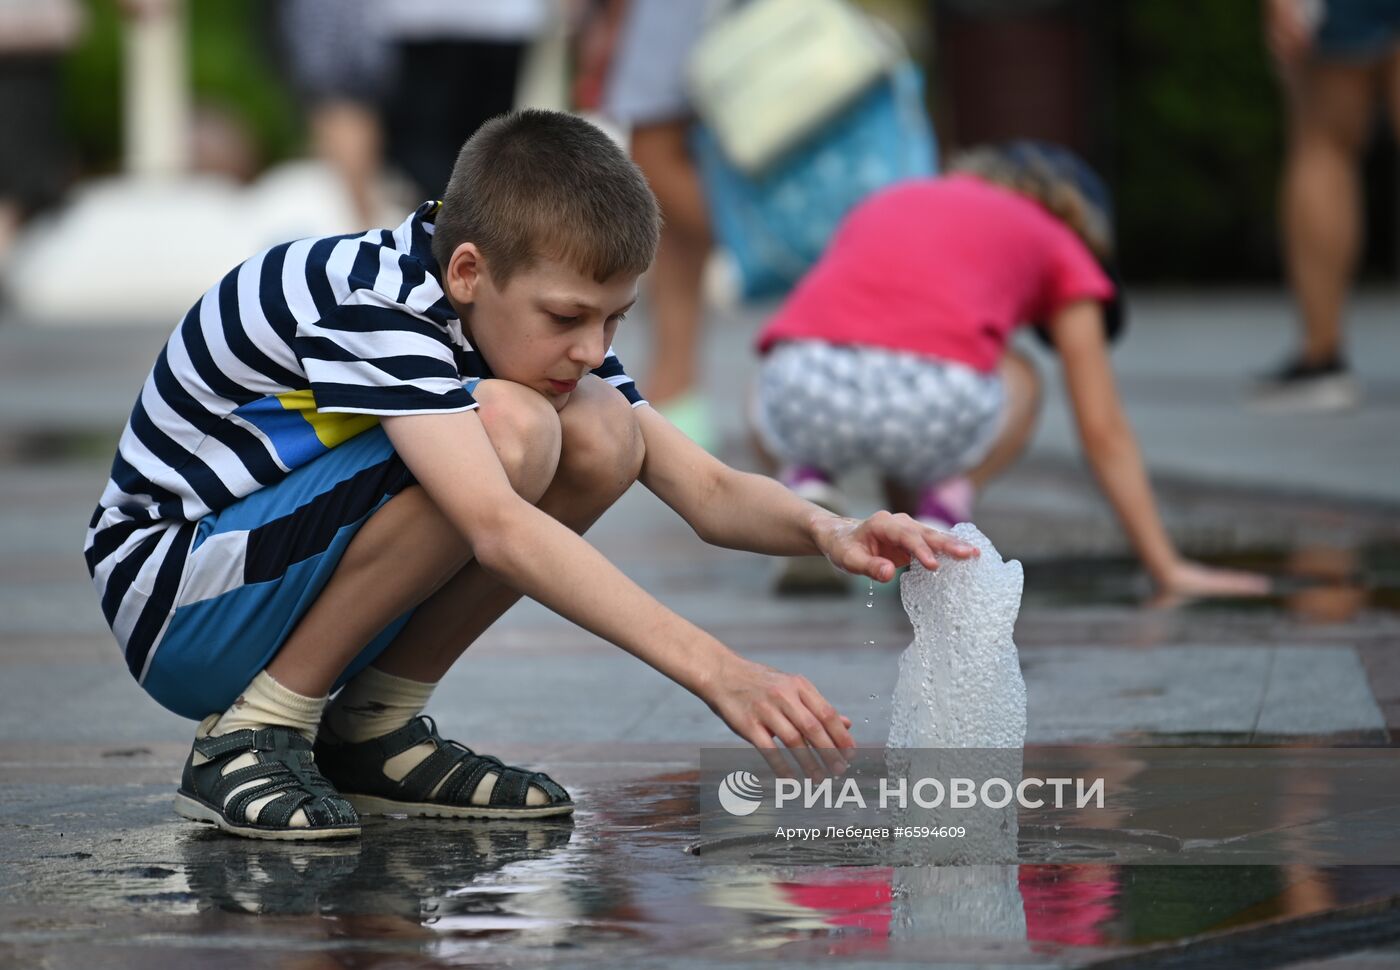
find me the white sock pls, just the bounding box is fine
[324,665,437,743]
[201,670,329,827]
[213,669,327,741]
[324,666,439,784]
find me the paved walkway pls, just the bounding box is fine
[1,290,1399,967]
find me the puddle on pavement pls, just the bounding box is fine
[1020,542,1400,620]
[9,771,1400,963]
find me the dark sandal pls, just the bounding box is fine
[314,715,573,819]
[175,723,360,840]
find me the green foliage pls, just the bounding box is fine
[62,0,122,173]
[62,0,299,176]
[1113,0,1285,281]
[187,0,298,162]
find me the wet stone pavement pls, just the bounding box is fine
[3,295,1400,967]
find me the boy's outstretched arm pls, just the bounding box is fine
[1051,300,1269,597]
[635,406,978,583]
[383,408,855,771]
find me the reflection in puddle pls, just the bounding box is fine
[182,817,582,922]
[680,858,1400,955]
[97,770,1395,962]
[1021,542,1400,621]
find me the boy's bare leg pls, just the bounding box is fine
[369,374,645,683]
[263,380,563,698]
[1280,61,1375,364]
[309,100,385,231]
[316,376,644,809]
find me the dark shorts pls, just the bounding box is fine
[1315,0,1400,61]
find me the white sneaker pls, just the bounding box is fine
[1251,357,1361,413]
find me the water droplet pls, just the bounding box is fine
[867,693,877,700]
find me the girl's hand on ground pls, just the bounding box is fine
[1157,559,1272,598]
[703,653,855,780]
[816,511,978,583]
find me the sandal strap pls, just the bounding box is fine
[257,788,356,828]
[184,724,354,829]
[398,740,475,798]
[315,716,569,809]
[370,715,439,761]
[488,766,534,807]
[439,752,505,805]
[193,726,315,760]
[225,777,303,823]
[529,772,570,803]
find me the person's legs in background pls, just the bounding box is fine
[1257,1,1400,411]
[630,120,713,425]
[601,0,716,448]
[1262,61,1374,409]
[385,39,526,203]
[0,50,74,275]
[308,100,385,230]
[276,0,391,231]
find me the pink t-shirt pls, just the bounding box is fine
[755,174,1115,373]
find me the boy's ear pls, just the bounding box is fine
[445,242,486,305]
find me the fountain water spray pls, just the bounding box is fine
[886,522,1028,939]
[889,522,1027,750]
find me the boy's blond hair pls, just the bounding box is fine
[431,110,661,286]
[948,145,1114,261]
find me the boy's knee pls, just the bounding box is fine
[557,377,644,498]
[473,380,562,502]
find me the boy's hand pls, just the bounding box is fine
[815,511,978,583]
[704,653,856,779]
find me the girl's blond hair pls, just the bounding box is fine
[948,146,1114,261]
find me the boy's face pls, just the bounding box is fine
[444,243,638,412]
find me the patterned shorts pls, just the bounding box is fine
[137,378,483,721]
[754,341,1005,487]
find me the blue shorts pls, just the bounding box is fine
[141,424,417,719]
[1315,0,1400,61]
[142,376,482,720]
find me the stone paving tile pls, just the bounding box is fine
[4,296,1400,967]
[3,638,1382,749]
[1284,945,1400,969]
[1256,647,1390,736]
[1030,645,1385,742]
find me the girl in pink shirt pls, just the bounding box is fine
[754,142,1266,599]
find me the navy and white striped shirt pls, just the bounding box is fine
[85,201,643,674]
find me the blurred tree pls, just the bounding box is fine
[1113,0,1287,283]
[63,0,298,177]
[1113,0,1396,284]
[926,0,1396,283]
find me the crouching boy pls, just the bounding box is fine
[84,110,975,840]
